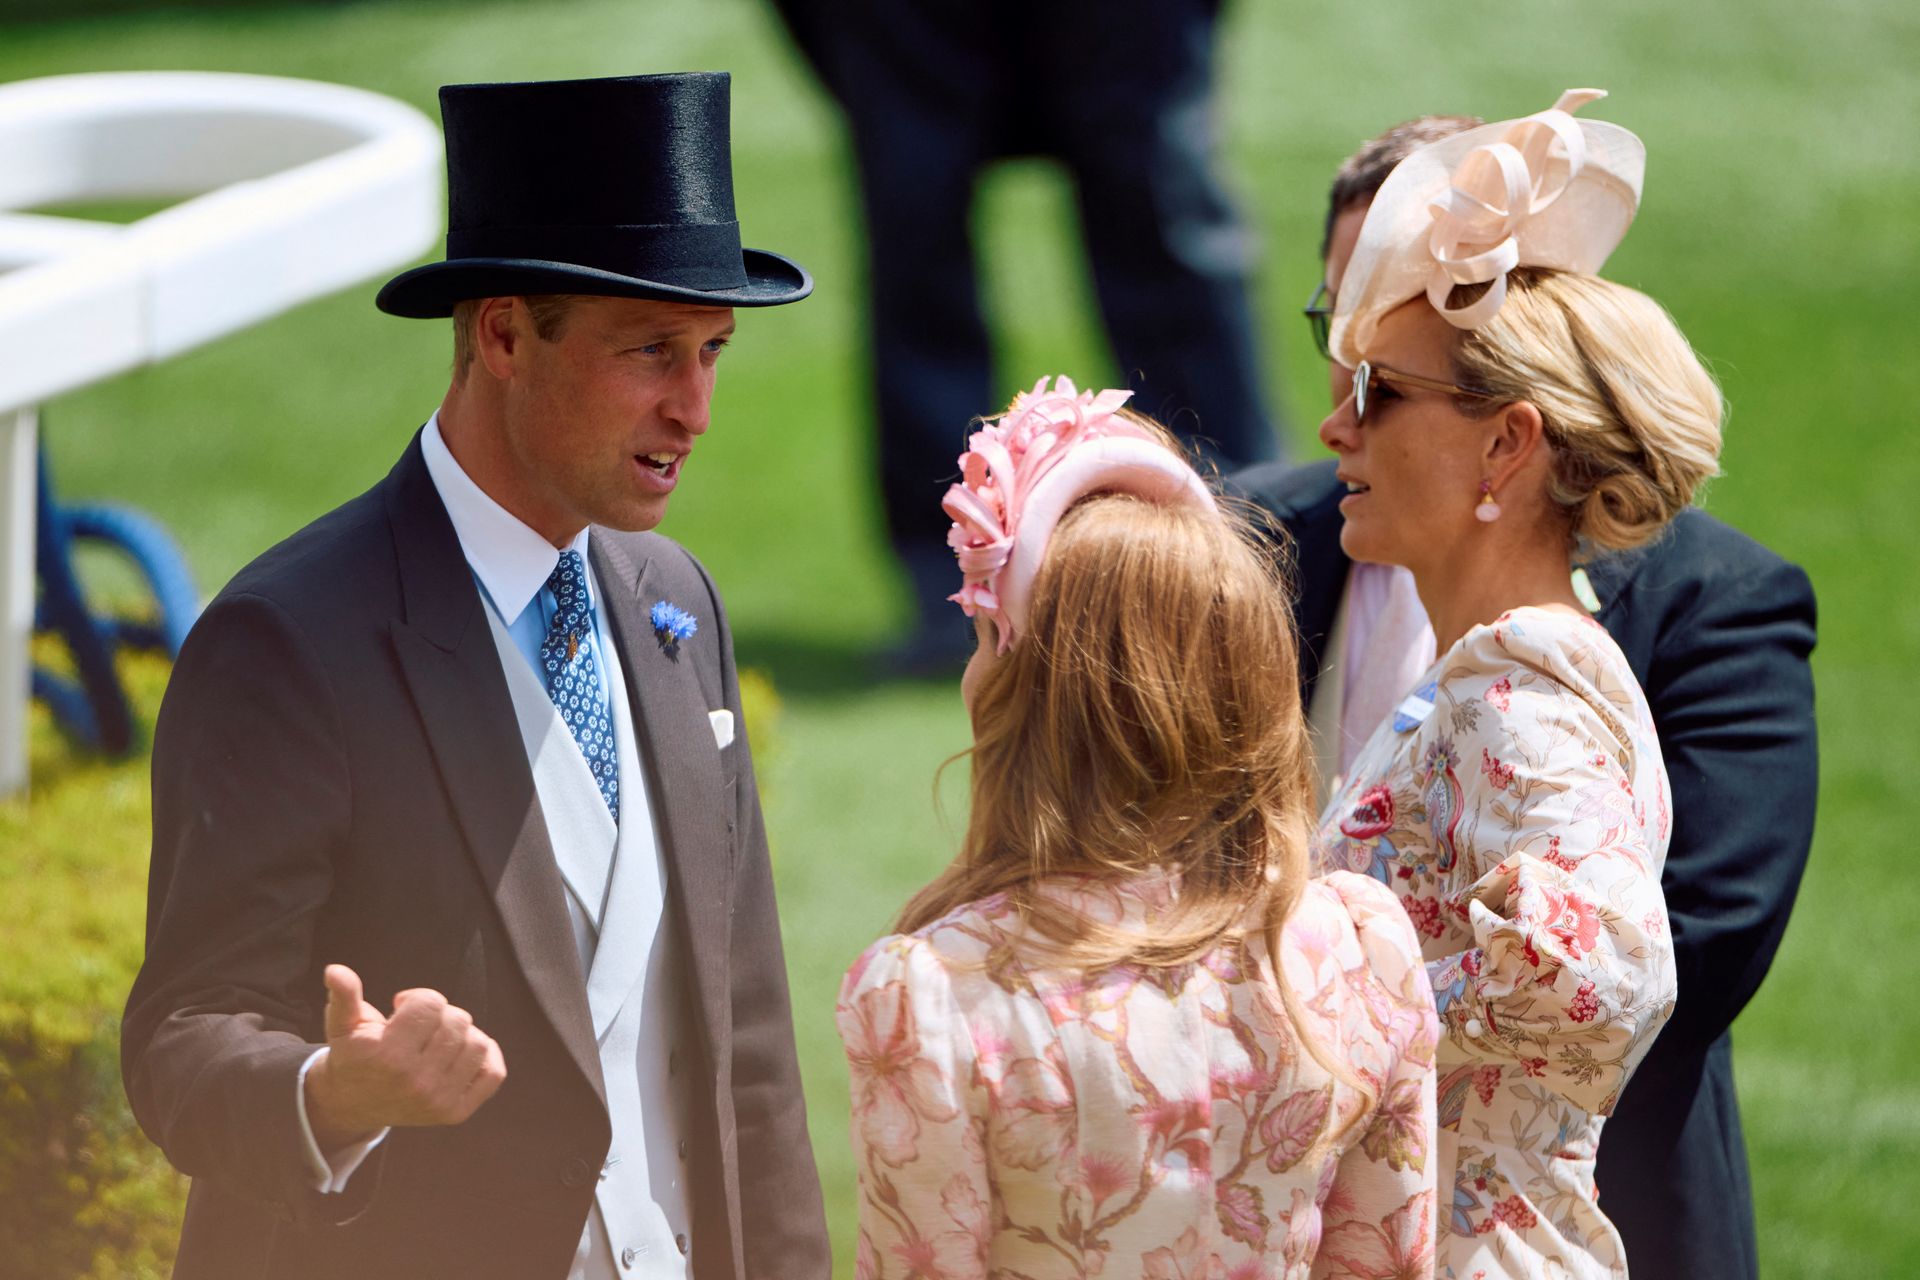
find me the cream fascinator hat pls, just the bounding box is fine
[1328,88,1646,367]
[942,376,1218,654]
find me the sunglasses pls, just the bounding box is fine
[1303,281,1333,360]
[1350,359,1499,424]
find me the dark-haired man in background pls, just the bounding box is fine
[1229,115,1819,1280]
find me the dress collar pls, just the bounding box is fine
[419,411,594,626]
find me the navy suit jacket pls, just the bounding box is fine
[1228,459,1818,1280]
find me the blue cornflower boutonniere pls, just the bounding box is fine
[650,600,698,657]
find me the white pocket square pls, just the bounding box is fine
[708,709,735,750]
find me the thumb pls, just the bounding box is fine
[323,964,380,1040]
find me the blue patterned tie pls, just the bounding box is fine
[539,550,619,822]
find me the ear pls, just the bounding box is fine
[1485,400,1547,492]
[472,296,524,382]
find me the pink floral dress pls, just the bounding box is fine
[1313,607,1677,1279]
[838,867,1440,1280]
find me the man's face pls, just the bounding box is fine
[496,296,735,540]
[1321,202,1369,406]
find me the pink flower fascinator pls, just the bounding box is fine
[1329,88,1646,367]
[942,376,1218,654]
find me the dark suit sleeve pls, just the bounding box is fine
[689,560,833,1279]
[121,591,373,1228]
[1643,554,1818,1051]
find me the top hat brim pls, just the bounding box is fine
[375,247,812,319]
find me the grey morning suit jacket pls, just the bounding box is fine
[122,434,831,1279]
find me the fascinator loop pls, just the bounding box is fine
[1330,88,1645,366]
[942,376,1217,653]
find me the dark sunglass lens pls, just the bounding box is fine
[1303,283,1332,360]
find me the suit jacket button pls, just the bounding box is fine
[620,1246,638,1268]
[676,1233,689,1256]
[561,1156,592,1186]
[677,1139,688,1160]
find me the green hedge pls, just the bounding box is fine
[1,648,186,1280]
[1,646,783,1276]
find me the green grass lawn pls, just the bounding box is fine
[4,0,1917,1273]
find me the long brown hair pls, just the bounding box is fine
[899,451,1370,1112]
[906,405,1335,944]
[901,490,1318,960]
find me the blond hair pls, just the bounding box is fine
[899,424,1365,1117]
[1450,268,1723,551]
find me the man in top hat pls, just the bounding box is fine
[1229,108,1817,1280]
[122,73,830,1280]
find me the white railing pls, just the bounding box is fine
[0,71,442,795]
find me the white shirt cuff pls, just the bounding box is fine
[296,1047,389,1193]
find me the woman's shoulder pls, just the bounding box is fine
[1435,606,1648,744]
[1445,606,1630,688]
[1290,874,1428,988]
[840,891,1022,1006]
[1286,875,1438,1057]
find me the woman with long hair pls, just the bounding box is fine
[1311,91,1707,1277]
[838,379,1439,1279]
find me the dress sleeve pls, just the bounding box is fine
[1316,874,1440,1280]
[838,933,992,1280]
[1421,645,1677,1115]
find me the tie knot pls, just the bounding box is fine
[545,550,591,622]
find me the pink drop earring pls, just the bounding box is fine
[1475,479,1502,523]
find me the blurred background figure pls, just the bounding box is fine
[769,0,1284,674]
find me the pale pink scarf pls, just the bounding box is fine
[1338,562,1436,775]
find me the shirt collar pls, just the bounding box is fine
[420,411,594,626]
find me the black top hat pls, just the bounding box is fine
[376,72,811,318]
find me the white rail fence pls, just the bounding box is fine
[0,71,441,796]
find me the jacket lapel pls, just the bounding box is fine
[382,438,606,1108]
[590,533,733,1055]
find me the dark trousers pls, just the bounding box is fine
[780,0,1280,620]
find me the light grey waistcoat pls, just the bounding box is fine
[484,601,693,1279]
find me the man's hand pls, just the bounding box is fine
[304,964,507,1153]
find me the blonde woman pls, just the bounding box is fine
[1312,92,1712,1277]
[838,379,1440,1280]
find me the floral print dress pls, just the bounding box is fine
[1313,607,1677,1280]
[838,867,1440,1280]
